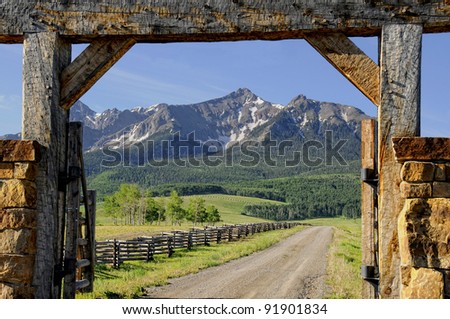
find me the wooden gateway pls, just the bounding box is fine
[0,1,449,299]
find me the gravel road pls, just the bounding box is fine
[143,226,333,299]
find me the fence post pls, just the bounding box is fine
[146,242,153,262]
[151,238,156,259]
[204,230,210,246]
[217,230,221,244]
[188,232,193,249]
[112,240,116,268]
[168,237,174,257]
[117,241,121,267]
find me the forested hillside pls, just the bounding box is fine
[236,174,360,220]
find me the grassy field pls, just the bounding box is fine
[181,194,284,224]
[87,194,362,299]
[95,194,282,241]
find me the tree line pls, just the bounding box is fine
[147,173,361,220]
[104,184,221,226]
[240,174,360,220]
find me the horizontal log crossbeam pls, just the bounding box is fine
[0,1,449,43]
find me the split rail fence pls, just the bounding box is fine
[96,222,302,268]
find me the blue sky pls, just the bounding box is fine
[0,33,449,137]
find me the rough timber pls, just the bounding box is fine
[0,1,450,43]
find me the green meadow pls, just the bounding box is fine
[84,194,361,299]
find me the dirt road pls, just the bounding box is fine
[143,226,333,299]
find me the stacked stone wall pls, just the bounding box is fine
[0,140,40,298]
[393,137,450,299]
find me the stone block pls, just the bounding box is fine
[398,198,450,269]
[0,283,35,299]
[433,182,450,198]
[0,163,14,179]
[0,180,36,209]
[0,208,37,230]
[400,182,432,198]
[0,229,36,254]
[0,140,40,162]
[0,255,35,284]
[401,267,444,299]
[393,137,450,162]
[435,164,447,181]
[401,161,435,182]
[13,163,38,180]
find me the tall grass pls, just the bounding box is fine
[305,218,362,298]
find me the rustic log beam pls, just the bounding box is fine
[22,32,72,299]
[0,1,449,43]
[60,38,136,110]
[378,23,422,299]
[305,33,380,106]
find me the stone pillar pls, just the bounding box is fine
[0,140,40,298]
[393,137,450,299]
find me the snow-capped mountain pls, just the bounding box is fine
[68,88,368,156]
[1,89,369,163]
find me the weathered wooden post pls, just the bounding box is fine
[63,122,82,299]
[361,119,378,298]
[83,189,97,292]
[378,24,422,298]
[22,32,71,299]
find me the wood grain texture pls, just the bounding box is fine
[63,123,82,299]
[378,23,422,299]
[22,32,72,299]
[0,1,449,43]
[305,33,380,106]
[61,38,135,110]
[361,119,377,299]
[83,190,96,293]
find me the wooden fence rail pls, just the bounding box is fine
[96,222,303,268]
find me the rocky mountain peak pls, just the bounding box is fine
[0,90,369,155]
